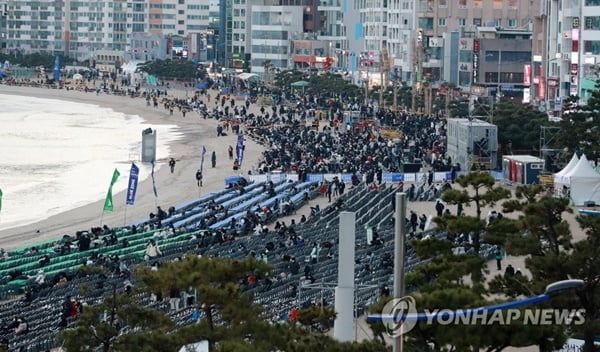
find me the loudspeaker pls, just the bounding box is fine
[584,201,596,207]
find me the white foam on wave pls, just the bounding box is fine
[0,94,182,232]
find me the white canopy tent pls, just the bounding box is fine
[553,153,579,184]
[562,154,600,206]
[178,341,208,352]
[237,72,258,81]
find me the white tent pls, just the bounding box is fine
[178,341,208,352]
[563,154,600,206]
[553,153,579,184]
[237,72,258,81]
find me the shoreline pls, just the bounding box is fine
[0,85,266,250]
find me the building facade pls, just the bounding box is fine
[250,5,303,75]
[0,0,210,61]
[543,0,600,115]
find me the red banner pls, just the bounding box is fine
[524,64,531,86]
[538,77,546,100]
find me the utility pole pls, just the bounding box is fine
[412,29,423,114]
[380,44,391,110]
[364,68,369,107]
[445,85,451,118]
[393,74,399,113]
[393,192,407,352]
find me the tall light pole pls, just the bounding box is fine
[393,192,407,352]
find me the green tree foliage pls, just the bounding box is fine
[0,53,76,70]
[58,289,175,352]
[438,171,511,253]
[368,235,561,352]
[61,256,393,351]
[137,256,389,351]
[492,185,572,256]
[557,91,600,160]
[136,59,198,81]
[273,69,306,90]
[486,185,600,352]
[488,103,551,154]
[308,74,361,97]
[448,99,469,118]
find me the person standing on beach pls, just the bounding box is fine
[228,146,234,160]
[169,158,176,173]
[211,151,217,168]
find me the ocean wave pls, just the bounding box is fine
[0,94,180,232]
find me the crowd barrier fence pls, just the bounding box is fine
[225,170,504,186]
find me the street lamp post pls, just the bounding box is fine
[368,279,585,324]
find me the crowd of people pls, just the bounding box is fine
[0,75,474,350]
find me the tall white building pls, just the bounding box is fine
[250,5,303,75]
[1,0,209,61]
[545,0,600,113]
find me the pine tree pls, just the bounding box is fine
[487,185,600,352]
[558,85,600,160]
[58,287,175,352]
[437,171,511,254]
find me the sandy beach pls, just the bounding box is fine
[0,84,588,255]
[0,84,266,250]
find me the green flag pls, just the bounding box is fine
[0,188,3,213]
[103,169,120,212]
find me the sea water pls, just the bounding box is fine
[0,94,181,232]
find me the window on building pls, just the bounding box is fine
[458,0,466,7]
[508,0,517,8]
[459,71,471,86]
[473,0,482,6]
[439,0,447,6]
[585,16,600,30]
[585,0,600,5]
[500,72,524,83]
[508,18,517,27]
[418,17,434,29]
[484,50,531,62]
[485,72,499,83]
[473,18,482,26]
[438,18,446,26]
[493,0,502,8]
[494,18,502,27]
[584,40,600,54]
[458,18,466,26]
[459,50,472,62]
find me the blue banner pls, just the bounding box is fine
[53,56,60,82]
[236,135,244,166]
[126,163,139,205]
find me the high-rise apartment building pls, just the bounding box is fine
[317,0,540,89]
[544,0,600,114]
[0,0,210,61]
[250,5,303,75]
